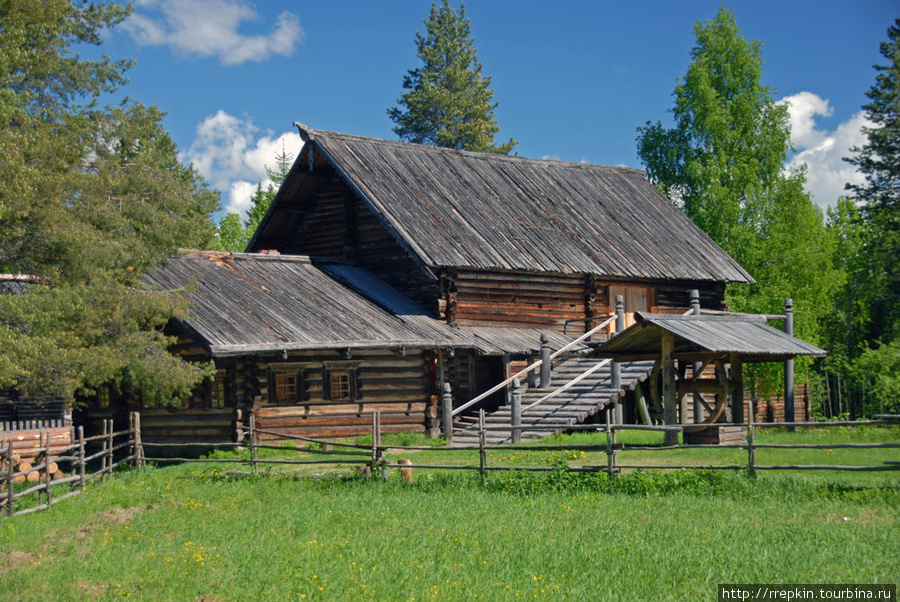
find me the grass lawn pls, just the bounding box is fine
[0,427,896,601]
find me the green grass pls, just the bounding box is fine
[0,428,897,601]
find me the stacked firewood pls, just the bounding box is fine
[2,452,67,484]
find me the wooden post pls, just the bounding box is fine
[101,419,109,482]
[605,408,614,477]
[478,409,486,479]
[539,334,551,389]
[6,437,14,517]
[107,419,114,478]
[747,399,756,474]
[77,426,86,493]
[42,430,51,507]
[784,298,795,425]
[133,412,143,470]
[442,382,453,444]
[635,383,652,426]
[612,295,624,424]
[730,354,744,424]
[662,331,678,446]
[510,379,522,444]
[690,290,704,424]
[249,413,258,474]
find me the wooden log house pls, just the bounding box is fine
[80,125,759,445]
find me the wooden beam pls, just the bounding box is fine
[731,353,744,423]
[662,331,678,445]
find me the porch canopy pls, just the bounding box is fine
[593,312,826,437]
[594,312,826,363]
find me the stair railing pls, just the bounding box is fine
[521,358,613,412]
[450,315,616,419]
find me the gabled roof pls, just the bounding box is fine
[595,312,826,362]
[144,252,576,357]
[253,125,754,284]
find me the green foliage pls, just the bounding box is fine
[387,0,516,154]
[844,18,900,346]
[848,340,900,415]
[213,212,248,253]
[214,144,293,252]
[635,8,838,389]
[0,1,219,403]
[821,21,900,418]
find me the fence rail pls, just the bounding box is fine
[1,411,897,517]
[1,418,133,517]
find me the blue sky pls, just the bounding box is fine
[95,1,897,219]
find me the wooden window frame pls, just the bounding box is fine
[98,386,111,409]
[209,369,228,409]
[323,361,360,402]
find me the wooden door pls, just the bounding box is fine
[608,285,651,334]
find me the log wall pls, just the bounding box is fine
[438,270,727,336]
[249,348,435,439]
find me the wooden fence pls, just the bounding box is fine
[184,409,900,478]
[1,417,136,517]
[2,411,897,517]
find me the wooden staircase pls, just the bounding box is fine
[450,356,655,446]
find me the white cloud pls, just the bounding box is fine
[124,0,303,65]
[180,110,303,216]
[780,92,872,208]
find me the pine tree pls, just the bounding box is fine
[844,18,900,344]
[0,1,219,404]
[387,0,516,154]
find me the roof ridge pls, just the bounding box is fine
[295,123,646,174]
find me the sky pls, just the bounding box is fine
[91,0,897,220]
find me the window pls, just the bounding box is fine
[323,361,360,402]
[210,370,228,408]
[329,371,351,401]
[274,372,299,403]
[98,386,110,409]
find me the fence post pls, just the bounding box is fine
[784,298,795,425]
[101,419,108,482]
[107,419,114,478]
[43,430,51,508]
[77,426,86,493]
[442,382,454,445]
[249,413,258,475]
[478,409,487,479]
[539,334,551,389]
[133,412,143,470]
[605,408,614,477]
[511,379,522,444]
[747,400,756,474]
[377,412,387,480]
[6,436,14,517]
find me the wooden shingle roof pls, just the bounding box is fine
[145,252,576,357]
[258,125,753,283]
[144,252,471,357]
[595,312,826,362]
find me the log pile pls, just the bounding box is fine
[1,452,68,484]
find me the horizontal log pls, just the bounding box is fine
[141,427,232,438]
[139,415,233,428]
[258,414,423,430]
[258,402,426,418]
[256,424,424,439]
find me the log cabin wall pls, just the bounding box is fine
[438,269,727,337]
[248,348,435,439]
[441,269,588,332]
[255,169,439,312]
